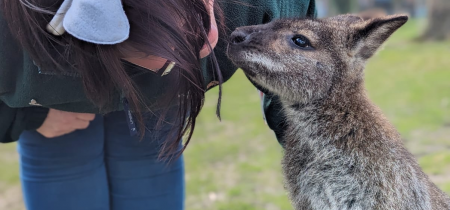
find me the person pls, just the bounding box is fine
[0,0,316,209]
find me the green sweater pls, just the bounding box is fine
[0,0,316,143]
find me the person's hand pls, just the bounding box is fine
[258,90,267,125]
[36,108,95,138]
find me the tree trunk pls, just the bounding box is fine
[421,0,450,41]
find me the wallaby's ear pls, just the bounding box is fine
[352,15,408,59]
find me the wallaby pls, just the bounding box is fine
[227,14,450,210]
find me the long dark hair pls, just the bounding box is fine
[1,0,224,158]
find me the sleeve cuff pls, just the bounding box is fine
[23,107,49,130]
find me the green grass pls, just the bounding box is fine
[1,19,450,209]
[365,19,450,134]
[184,72,290,209]
[419,152,450,175]
[0,144,20,186]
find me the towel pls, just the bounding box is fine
[47,0,130,45]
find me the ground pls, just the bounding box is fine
[0,19,449,210]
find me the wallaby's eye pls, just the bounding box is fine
[292,35,312,49]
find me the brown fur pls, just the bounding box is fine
[227,14,450,210]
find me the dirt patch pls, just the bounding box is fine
[0,186,24,210]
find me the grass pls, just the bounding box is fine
[0,144,20,186]
[365,20,450,134]
[1,19,450,209]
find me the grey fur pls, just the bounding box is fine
[227,14,450,210]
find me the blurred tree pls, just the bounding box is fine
[420,0,450,40]
[401,0,416,17]
[374,0,394,14]
[334,0,352,14]
[358,0,373,11]
[333,0,358,14]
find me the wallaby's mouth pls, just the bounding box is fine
[227,44,251,76]
[226,30,248,64]
[226,29,260,78]
[226,44,257,78]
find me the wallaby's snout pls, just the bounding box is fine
[228,14,409,103]
[230,29,249,44]
[229,25,265,45]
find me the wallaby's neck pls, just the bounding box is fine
[280,80,400,146]
[282,80,369,120]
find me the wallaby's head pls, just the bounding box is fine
[227,14,408,103]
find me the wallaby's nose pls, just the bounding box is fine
[230,30,249,44]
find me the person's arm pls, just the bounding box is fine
[0,101,49,143]
[0,101,99,142]
[0,10,95,143]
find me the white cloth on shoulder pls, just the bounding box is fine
[46,0,130,45]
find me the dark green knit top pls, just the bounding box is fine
[0,0,316,143]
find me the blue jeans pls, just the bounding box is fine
[18,111,185,210]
